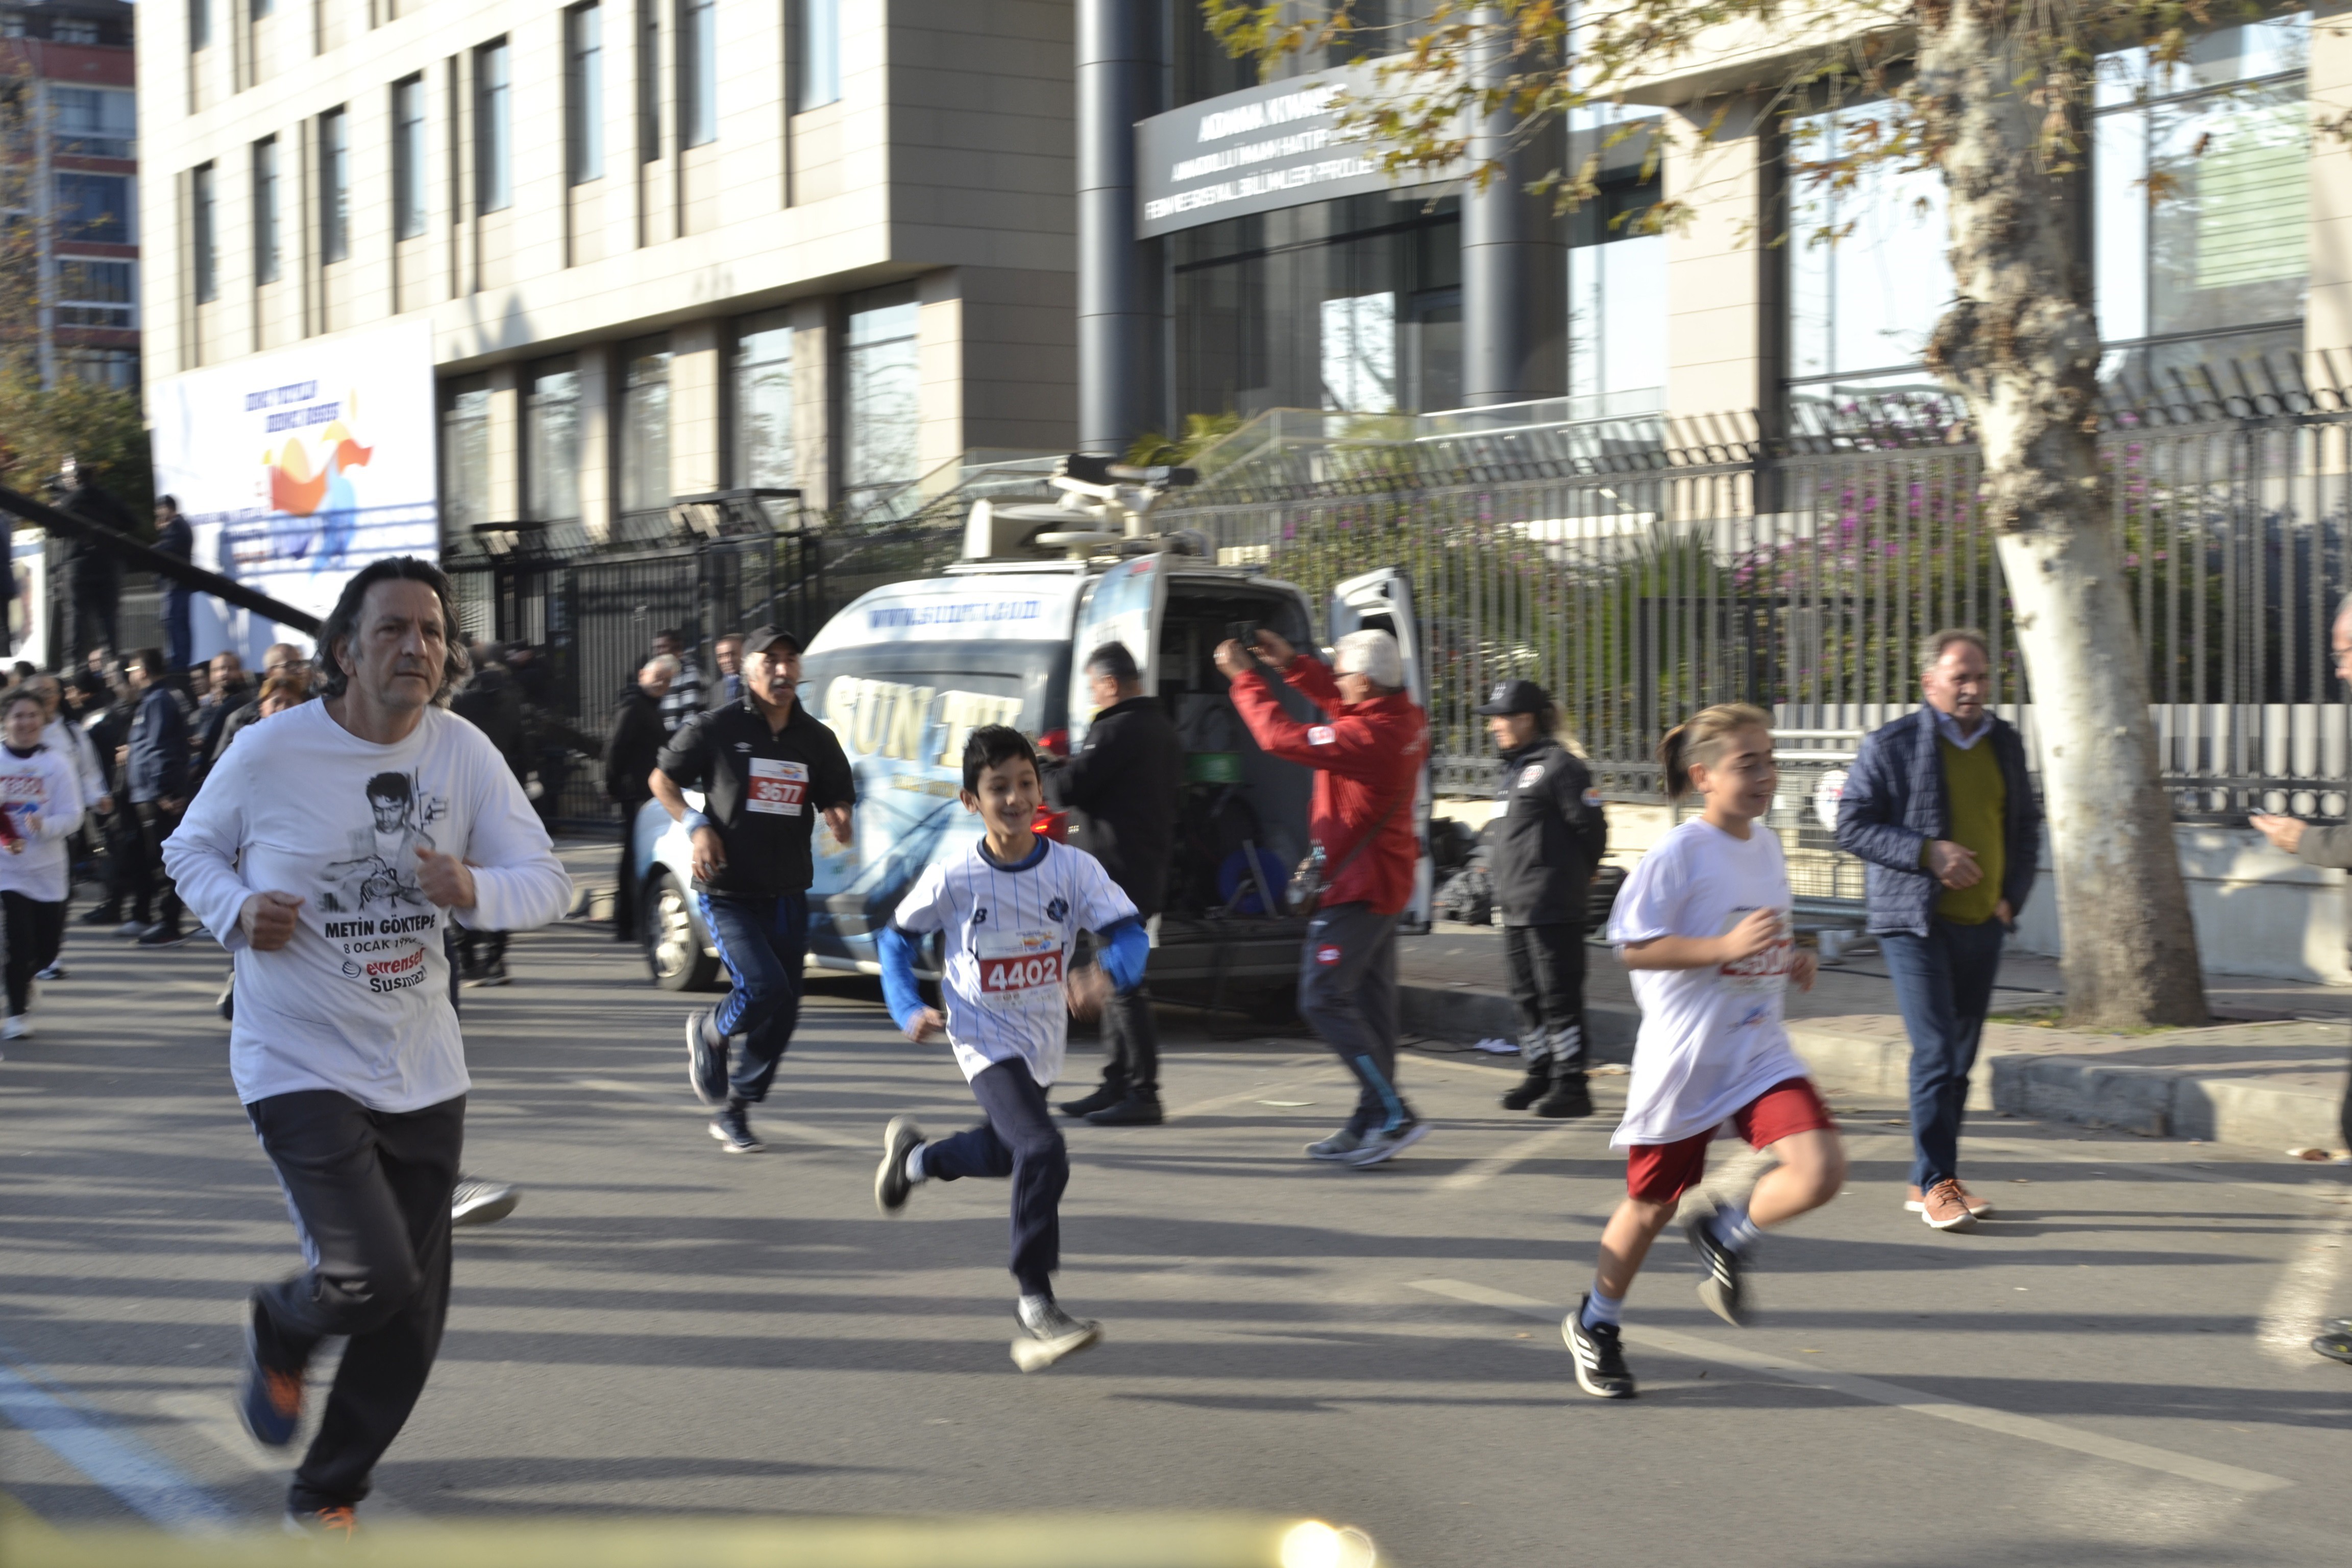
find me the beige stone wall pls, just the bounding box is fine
[1662,114,1766,430]
[2309,2,2352,363]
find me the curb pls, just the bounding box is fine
[1399,984,2343,1150]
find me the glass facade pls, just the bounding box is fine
[1566,137,1667,415]
[681,0,718,146]
[525,359,583,523]
[844,289,920,506]
[440,378,492,534]
[797,0,840,110]
[394,76,428,240]
[618,335,673,517]
[477,40,513,213]
[191,165,216,303]
[252,137,279,284]
[568,4,604,185]
[319,108,349,263]
[733,310,796,489]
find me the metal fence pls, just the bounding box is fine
[1156,397,2352,822]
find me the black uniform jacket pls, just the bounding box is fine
[1487,737,1608,927]
[1046,694,1184,918]
[655,694,855,898]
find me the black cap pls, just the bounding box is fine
[1474,678,1550,716]
[742,625,803,657]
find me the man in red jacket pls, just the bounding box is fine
[1217,627,1430,1168]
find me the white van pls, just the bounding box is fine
[631,545,1431,1004]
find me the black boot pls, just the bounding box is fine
[1500,1038,1550,1111]
[1058,1078,1127,1119]
[1533,1069,1594,1119]
[1085,1088,1164,1126]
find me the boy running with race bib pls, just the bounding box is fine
[1564,704,1847,1400]
[872,725,1148,1370]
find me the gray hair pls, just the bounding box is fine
[1334,629,1405,691]
[643,654,680,682]
[1919,627,1991,674]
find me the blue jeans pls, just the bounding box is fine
[697,890,807,1107]
[1880,917,2007,1190]
[921,1060,1068,1296]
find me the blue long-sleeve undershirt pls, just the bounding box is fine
[1097,916,1149,995]
[877,915,1151,1037]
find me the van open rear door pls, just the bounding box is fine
[1329,567,1434,930]
[1067,554,1167,750]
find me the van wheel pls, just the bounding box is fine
[643,870,720,992]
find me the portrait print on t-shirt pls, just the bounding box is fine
[317,769,449,995]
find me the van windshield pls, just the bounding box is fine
[799,641,1069,768]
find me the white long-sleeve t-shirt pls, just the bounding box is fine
[0,743,86,902]
[164,701,574,1111]
[42,717,103,819]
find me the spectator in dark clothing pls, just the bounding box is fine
[118,648,193,946]
[653,629,704,732]
[447,659,532,985]
[77,672,138,930]
[604,657,676,942]
[54,458,134,662]
[211,643,308,766]
[712,633,745,707]
[194,651,254,783]
[1046,642,1184,1125]
[154,496,196,672]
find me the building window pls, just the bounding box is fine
[567,3,604,185]
[251,0,273,17]
[476,39,512,213]
[680,0,718,146]
[619,336,673,518]
[440,377,492,535]
[319,108,351,263]
[190,0,211,51]
[56,173,132,243]
[525,360,583,523]
[56,260,135,328]
[1566,127,1667,418]
[2094,13,2310,388]
[60,349,139,389]
[797,0,840,110]
[191,165,217,303]
[844,289,920,506]
[391,77,428,240]
[733,310,795,488]
[253,137,280,283]
[51,87,136,159]
[638,0,660,162]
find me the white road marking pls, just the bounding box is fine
[1162,1060,1338,1122]
[1408,1279,2293,1494]
[1431,1125,1583,1192]
[0,1358,236,1531]
[2255,1202,2352,1364]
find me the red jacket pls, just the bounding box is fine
[1227,654,1427,916]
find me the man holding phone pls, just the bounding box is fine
[1835,629,2041,1234]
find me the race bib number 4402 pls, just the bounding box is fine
[976,931,1064,1007]
[747,758,808,815]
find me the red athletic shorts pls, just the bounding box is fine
[1623,1076,1835,1204]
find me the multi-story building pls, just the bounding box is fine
[135,1,1076,534]
[3,0,140,389]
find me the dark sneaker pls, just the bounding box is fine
[1305,1128,1365,1161]
[1533,1073,1595,1119]
[216,979,235,1022]
[1687,1215,1747,1327]
[237,1293,306,1447]
[450,1176,521,1227]
[284,1506,358,1538]
[1012,1298,1102,1371]
[1085,1090,1164,1126]
[685,1009,728,1108]
[1057,1081,1128,1119]
[1499,1064,1549,1111]
[77,903,122,927]
[34,964,66,982]
[114,919,145,939]
[709,1108,763,1154]
[465,960,511,989]
[1343,1118,1429,1168]
[135,923,189,948]
[875,1116,924,1214]
[1562,1297,1637,1399]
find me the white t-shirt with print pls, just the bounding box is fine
[164,702,574,1112]
[889,838,1139,1088]
[0,744,85,903]
[1605,817,1809,1147]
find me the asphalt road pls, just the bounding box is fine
[5,916,2352,1566]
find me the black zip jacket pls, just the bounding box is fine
[1046,694,1184,917]
[655,695,856,898]
[1487,737,1608,926]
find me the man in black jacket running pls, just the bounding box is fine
[1477,679,1608,1117]
[1049,642,1183,1125]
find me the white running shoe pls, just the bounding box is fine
[1011,1300,1102,1371]
[2,1015,31,1041]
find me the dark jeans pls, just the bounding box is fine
[163,591,193,672]
[67,590,117,662]
[1097,983,1160,1093]
[921,1060,1068,1296]
[699,889,808,1107]
[2,892,65,1013]
[1297,900,1412,1135]
[612,801,647,942]
[1880,916,2007,1189]
[1503,921,1588,1071]
[131,801,184,932]
[246,1089,464,1512]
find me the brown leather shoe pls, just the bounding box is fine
[1918,1178,1978,1231]
[1904,1182,1996,1218]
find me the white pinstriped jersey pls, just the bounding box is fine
[890,838,1139,1086]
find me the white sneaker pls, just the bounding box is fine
[2,1015,32,1041]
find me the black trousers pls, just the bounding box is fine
[922,1061,1067,1297]
[1097,983,1161,1092]
[130,801,184,930]
[1296,901,1411,1136]
[67,590,118,662]
[1,892,65,1014]
[612,802,646,942]
[246,1089,464,1512]
[1502,922,1589,1071]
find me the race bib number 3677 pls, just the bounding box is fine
[976,931,1063,1007]
[748,758,808,815]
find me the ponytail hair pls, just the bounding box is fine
[1657,702,1771,801]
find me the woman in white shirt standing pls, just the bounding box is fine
[1562,703,1847,1401]
[0,687,87,1041]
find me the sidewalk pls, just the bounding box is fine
[1400,925,2351,1155]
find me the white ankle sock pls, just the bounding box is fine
[1018,1292,1056,1329]
[1581,1287,1623,1329]
[1711,1200,1763,1254]
[904,1142,927,1182]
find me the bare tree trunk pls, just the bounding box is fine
[1919,4,2208,1028]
